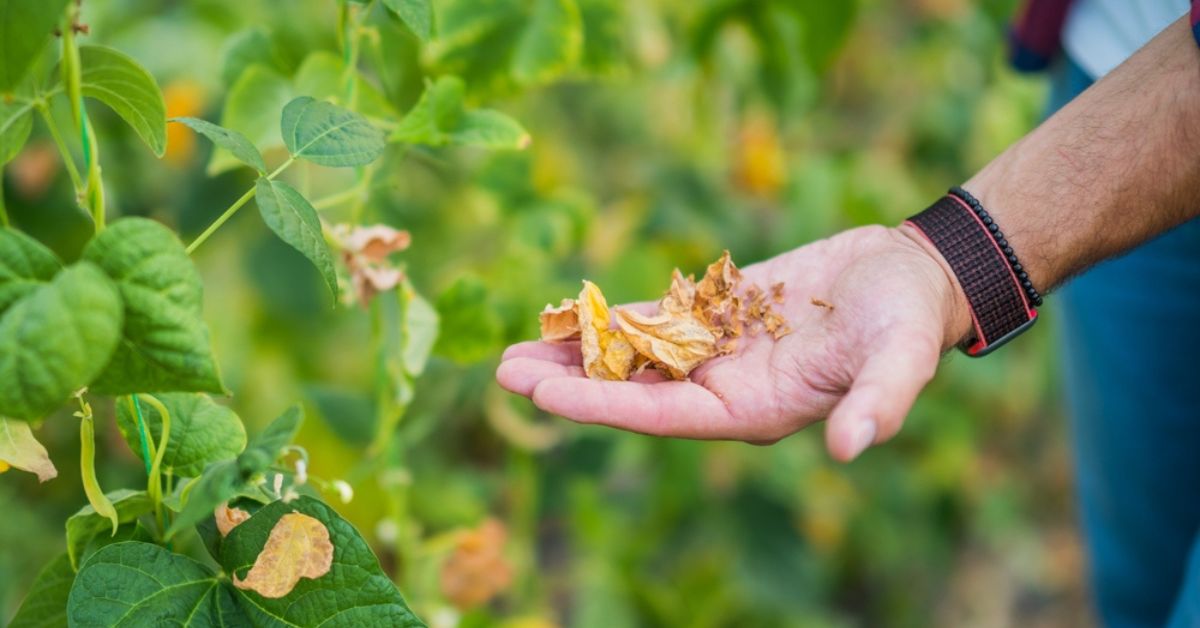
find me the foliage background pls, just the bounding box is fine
[1,0,1088,625]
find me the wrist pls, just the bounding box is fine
[894,223,975,351]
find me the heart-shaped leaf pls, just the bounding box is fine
[8,553,74,628]
[255,178,339,300]
[0,99,34,164]
[65,489,154,570]
[392,76,529,150]
[0,0,70,91]
[382,0,433,41]
[171,117,266,173]
[221,497,425,627]
[77,45,167,157]
[81,218,225,395]
[168,405,302,538]
[280,96,384,167]
[0,227,61,316]
[115,393,246,478]
[0,263,123,420]
[68,541,247,627]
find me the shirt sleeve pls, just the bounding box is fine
[1193,0,1200,48]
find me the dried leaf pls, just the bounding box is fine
[441,518,513,611]
[351,264,405,305]
[214,502,251,538]
[539,299,580,342]
[661,270,696,316]
[232,512,334,598]
[339,224,411,263]
[578,281,635,380]
[615,308,717,379]
[0,418,57,482]
[694,250,743,333]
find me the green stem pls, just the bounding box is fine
[36,104,85,194]
[139,393,171,535]
[311,179,369,211]
[127,395,154,476]
[61,8,105,231]
[0,173,8,227]
[185,157,295,254]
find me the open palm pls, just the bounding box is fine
[496,226,968,460]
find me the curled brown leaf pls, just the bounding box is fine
[232,512,334,598]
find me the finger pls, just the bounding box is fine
[496,357,585,396]
[824,334,939,462]
[501,341,582,365]
[531,377,736,439]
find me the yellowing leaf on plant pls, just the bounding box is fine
[441,518,513,611]
[615,308,717,380]
[0,418,57,482]
[233,512,333,598]
[538,298,580,342]
[577,281,635,380]
[215,502,251,538]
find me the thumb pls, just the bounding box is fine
[825,333,940,462]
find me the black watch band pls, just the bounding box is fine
[905,191,1039,357]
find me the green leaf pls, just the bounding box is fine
[392,76,529,150]
[246,404,303,463]
[0,263,123,420]
[209,64,293,176]
[65,489,154,571]
[0,0,70,92]
[167,405,302,538]
[81,218,225,395]
[170,117,266,174]
[8,553,73,628]
[0,99,34,164]
[512,0,582,85]
[383,0,433,41]
[77,45,167,157]
[221,497,425,627]
[401,281,439,376]
[0,227,61,316]
[280,96,384,167]
[219,28,288,87]
[255,178,339,300]
[293,51,398,120]
[432,275,502,364]
[68,542,247,627]
[115,393,247,478]
[0,417,57,481]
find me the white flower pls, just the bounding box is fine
[332,480,354,504]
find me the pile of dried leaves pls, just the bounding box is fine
[539,251,790,381]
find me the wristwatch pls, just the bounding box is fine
[905,187,1041,357]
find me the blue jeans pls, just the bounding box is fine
[1051,58,1200,627]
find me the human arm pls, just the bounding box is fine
[497,14,1200,460]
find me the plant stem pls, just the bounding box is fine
[61,7,105,231]
[36,104,85,194]
[0,176,8,227]
[185,157,295,254]
[127,395,154,476]
[139,393,171,535]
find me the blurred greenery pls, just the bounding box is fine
[0,0,1090,625]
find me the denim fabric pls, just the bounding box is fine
[1050,57,1200,628]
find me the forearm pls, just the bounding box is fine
[902,15,1200,345]
[971,16,1200,290]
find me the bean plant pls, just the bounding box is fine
[0,0,535,625]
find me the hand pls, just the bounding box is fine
[496,225,972,460]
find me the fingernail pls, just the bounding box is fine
[845,419,877,460]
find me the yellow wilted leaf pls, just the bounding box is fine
[214,502,251,538]
[539,299,580,342]
[661,269,697,316]
[441,518,513,611]
[0,418,57,482]
[578,281,635,380]
[233,512,334,598]
[615,308,717,379]
[694,250,742,333]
